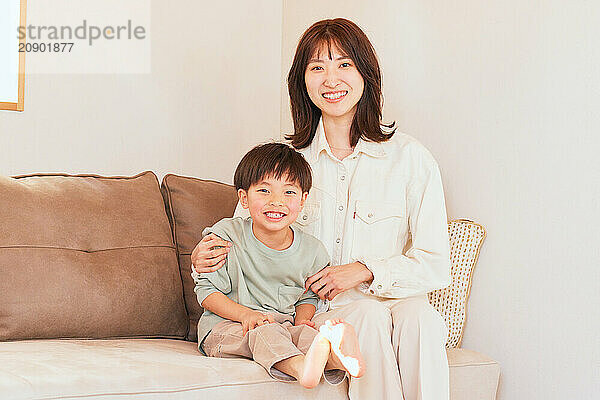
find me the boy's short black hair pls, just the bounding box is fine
[234,143,312,192]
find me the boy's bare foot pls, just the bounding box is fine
[319,319,365,378]
[298,333,331,388]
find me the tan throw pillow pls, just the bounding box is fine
[428,219,486,348]
[0,172,188,341]
[160,174,238,341]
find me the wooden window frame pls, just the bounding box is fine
[0,0,27,112]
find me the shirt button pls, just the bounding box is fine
[377,284,383,289]
[369,289,375,295]
[338,205,344,211]
[340,175,345,181]
[336,238,341,244]
[368,213,373,218]
[302,215,308,220]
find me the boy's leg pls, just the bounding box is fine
[272,332,331,388]
[318,319,365,378]
[201,320,252,359]
[247,316,332,388]
[289,319,364,384]
[245,319,305,382]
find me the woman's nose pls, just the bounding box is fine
[324,69,340,87]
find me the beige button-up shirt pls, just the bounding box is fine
[294,119,451,308]
[235,119,451,309]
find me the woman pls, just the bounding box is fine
[192,18,451,400]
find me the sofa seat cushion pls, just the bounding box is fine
[0,339,348,400]
[447,348,500,400]
[0,339,499,400]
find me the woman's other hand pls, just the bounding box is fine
[191,233,232,273]
[305,262,374,301]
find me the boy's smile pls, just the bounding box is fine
[238,174,308,250]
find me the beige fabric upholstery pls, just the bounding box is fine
[0,339,499,400]
[448,348,500,400]
[0,172,187,340]
[429,219,486,348]
[160,174,239,341]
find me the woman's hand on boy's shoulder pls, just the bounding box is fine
[191,233,232,274]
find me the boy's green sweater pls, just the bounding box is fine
[193,217,330,350]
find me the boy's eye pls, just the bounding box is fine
[257,189,269,193]
[285,190,297,195]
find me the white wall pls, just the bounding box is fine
[281,1,599,399]
[0,0,283,184]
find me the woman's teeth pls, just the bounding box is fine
[322,91,348,100]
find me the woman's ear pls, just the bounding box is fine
[238,189,249,209]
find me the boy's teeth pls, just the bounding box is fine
[323,91,347,100]
[266,212,284,218]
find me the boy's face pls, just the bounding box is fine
[238,174,308,236]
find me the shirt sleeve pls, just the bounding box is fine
[192,228,233,306]
[357,154,451,298]
[296,241,330,308]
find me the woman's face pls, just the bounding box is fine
[304,44,364,122]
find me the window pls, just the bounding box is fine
[0,0,26,111]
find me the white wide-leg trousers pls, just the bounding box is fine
[313,294,449,400]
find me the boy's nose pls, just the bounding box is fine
[269,198,284,206]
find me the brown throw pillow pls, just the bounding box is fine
[0,172,188,341]
[160,174,238,341]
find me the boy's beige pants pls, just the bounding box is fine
[312,294,450,400]
[202,312,344,383]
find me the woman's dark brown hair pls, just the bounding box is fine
[286,18,395,149]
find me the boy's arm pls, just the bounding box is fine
[294,303,316,327]
[201,292,254,323]
[202,292,275,335]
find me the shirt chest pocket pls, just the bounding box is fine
[295,202,321,237]
[277,285,305,312]
[351,200,407,260]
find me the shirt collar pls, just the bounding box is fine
[307,117,386,163]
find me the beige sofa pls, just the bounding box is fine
[0,172,500,400]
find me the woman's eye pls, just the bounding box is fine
[340,62,352,68]
[310,65,323,71]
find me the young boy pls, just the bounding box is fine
[192,143,364,388]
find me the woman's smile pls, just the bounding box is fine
[322,90,348,102]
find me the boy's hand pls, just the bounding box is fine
[294,319,316,328]
[241,310,274,335]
